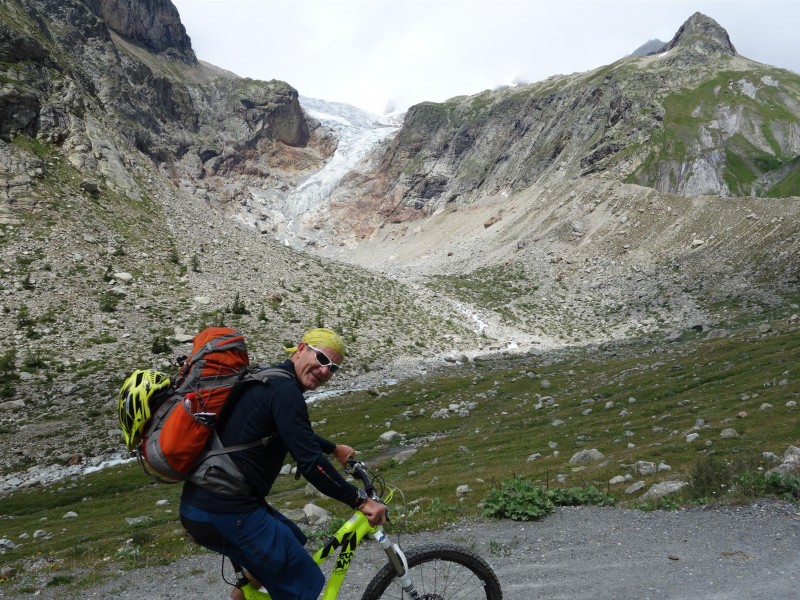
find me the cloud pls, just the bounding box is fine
[172,0,800,115]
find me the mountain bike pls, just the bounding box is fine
[236,459,503,599]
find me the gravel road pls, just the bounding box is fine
[32,501,800,599]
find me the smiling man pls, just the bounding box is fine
[288,328,344,391]
[179,327,386,600]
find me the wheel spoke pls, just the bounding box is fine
[397,558,488,599]
[361,543,502,600]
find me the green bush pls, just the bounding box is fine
[98,291,120,312]
[151,334,173,355]
[634,496,683,512]
[15,306,34,329]
[45,575,75,588]
[482,477,555,521]
[547,485,616,507]
[22,350,47,371]
[305,516,347,544]
[687,455,733,500]
[230,292,249,315]
[0,348,18,399]
[0,382,14,399]
[0,347,16,372]
[764,472,800,500]
[483,477,616,521]
[687,454,800,503]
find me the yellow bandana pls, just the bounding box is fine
[285,328,345,358]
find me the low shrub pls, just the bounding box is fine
[687,454,800,503]
[483,477,554,521]
[547,485,616,507]
[482,477,615,521]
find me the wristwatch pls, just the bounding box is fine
[355,488,369,508]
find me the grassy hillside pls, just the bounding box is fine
[627,67,800,196]
[2,305,798,595]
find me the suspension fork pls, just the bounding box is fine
[371,528,421,600]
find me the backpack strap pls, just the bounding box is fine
[203,433,275,458]
[244,365,294,385]
[187,366,296,497]
[199,366,294,458]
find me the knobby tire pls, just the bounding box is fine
[360,543,503,600]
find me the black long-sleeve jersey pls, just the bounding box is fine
[181,360,360,512]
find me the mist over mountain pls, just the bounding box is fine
[630,39,667,57]
[0,1,799,484]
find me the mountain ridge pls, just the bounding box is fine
[315,13,799,237]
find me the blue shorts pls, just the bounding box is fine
[180,502,324,600]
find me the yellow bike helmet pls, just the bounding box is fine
[118,369,171,451]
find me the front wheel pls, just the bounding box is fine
[361,543,502,600]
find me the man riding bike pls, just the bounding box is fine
[179,328,387,600]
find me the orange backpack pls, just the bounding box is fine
[134,327,289,494]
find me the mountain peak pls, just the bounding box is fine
[630,39,667,57]
[663,12,737,57]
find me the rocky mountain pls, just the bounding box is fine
[630,39,666,57]
[322,12,798,235]
[1,3,799,481]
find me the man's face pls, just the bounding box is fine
[293,342,343,391]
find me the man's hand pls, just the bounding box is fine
[360,498,388,527]
[332,444,355,467]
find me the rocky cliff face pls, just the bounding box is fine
[87,0,196,62]
[0,0,324,186]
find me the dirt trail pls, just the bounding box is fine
[28,501,800,600]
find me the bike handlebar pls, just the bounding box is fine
[346,459,372,491]
[345,459,391,523]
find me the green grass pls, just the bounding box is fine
[722,133,796,195]
[426,263,539,327]
[0,465,198,591]
[767,158,800,198]
[428,263,531,309]
[2,316,799,594]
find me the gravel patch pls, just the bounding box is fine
[31,501,800,599]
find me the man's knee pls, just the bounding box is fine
[302,567,325,599]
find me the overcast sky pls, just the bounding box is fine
[170,0,800,116]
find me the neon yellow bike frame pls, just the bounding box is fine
[241,509,383,600]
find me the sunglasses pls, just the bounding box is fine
[307,345,342,374]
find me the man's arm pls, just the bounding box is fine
[272,391,361,507]
[313,432,336,454]
[331,444,355,466]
